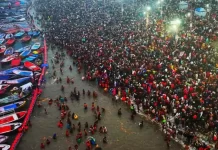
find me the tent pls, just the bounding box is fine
[195,8,206,17]
[178,1,188,10]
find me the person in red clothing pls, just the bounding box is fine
[40,143,45,149]
[86,140,91,150]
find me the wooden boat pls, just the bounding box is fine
[31,42,41,50]
[0,135,8,144]
[1,54,16,63]
[0,144,10,150]
[0,85,10,95]
[13,70,33,77]
[0,101,26,113]
[32,31,40,37]
[4,47,14,56]
[0,122,22,134]
[15,45,31,53]
[11,58,21,67]
[0,39,5,45]
[5,34,13,40]
[14,31,25,38]
[24,61,41,72]
[0,66,24,75]
[0,45,6,54]
[0,77,31,85]
[5,38,15,46]
[21,35,31,42]
[20,49,31,57]
[0,111,26,125]
[0,93,27,104]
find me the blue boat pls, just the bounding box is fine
[32,31,40,37]
[0,39,4,45]
[4,47,14,56]
[20,49,31,57]
[22,54,38,62]
[0,77,31,85]
[14,31,25,38]
[0,74,17,80]
[0,101,26,113]
[27,31,33,36]
[0,34,5,39]
[31,43,41,50]
[0,66,24,75]
[15,46,31,53]
[12,70,33,77]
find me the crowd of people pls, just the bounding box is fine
[31,0,218,149]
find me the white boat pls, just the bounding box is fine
[5,34,13,40]
[0,144,10,150]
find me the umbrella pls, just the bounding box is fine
[195,8,207,17]
[179,1,188,10]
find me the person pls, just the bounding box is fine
[40,143,45,149]
[84,129,88,136]
[103,136,107,143]
[139,121,144,127]
[101,107,105,112]
[66,130,69,137]
[86,140,91,150]
[53,133,57,139]
[131,113,134,120]
[72,113,75,120]
[68,146,72,150]
[69,65,72,71]
[91,102,95,110]
[87,90,90,96]
[46,138,50,145]
[61,85,64,91]
[118,108,122,115]
[97,106,99,112]
[85,122,88,128]
[74,144,78,150]
[83,89,85,95]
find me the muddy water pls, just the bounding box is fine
[16,46,182,150]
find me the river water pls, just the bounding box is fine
[15,43,182,150]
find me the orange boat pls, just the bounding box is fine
[5,38,15,46]
[0,122,22,134]
[0,111,26,125]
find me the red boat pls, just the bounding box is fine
[11,58,21,67]
[21,35,31,42]
[24,61,41,72]
[0,46,6,54]
[0,122,22,134]
[0,111,26,125]
[5,38,15,46]
[0,85,10,95]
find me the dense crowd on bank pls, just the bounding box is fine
[31,0,218,149]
